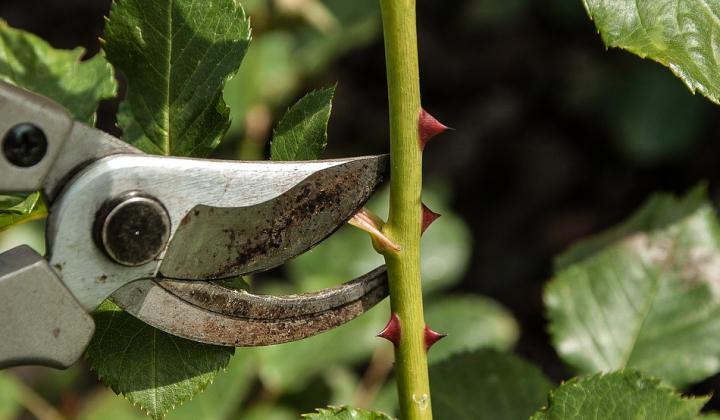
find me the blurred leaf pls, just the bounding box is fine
[461,0,528,29]
[372,380,398,418]
[530,371,708,420]
[555,185,706,270]
[79,390,147,420]
[323,367,360,407]
[167,351,255,420]
[271,86,335,160]
[425,295,519,364]
[547,186,720,387]
[224,0,380,138]
[302,406,393,419]
[225,32,301,135]
[85,300,234,419]
[0,373,23,420]
[0,19,116,124]
[103,0,251,156]
[0,193,47,233]
[255,300,388,393]
[583,0,720,104]
[610,66,709,165]
[241,404,297,420]
[430,350,553,420]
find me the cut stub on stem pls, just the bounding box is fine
[349,207,401,252]
[424,325,447,351]
[378,312,402,346]
[418,108,450,149]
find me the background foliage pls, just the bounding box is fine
[4,0,720,418]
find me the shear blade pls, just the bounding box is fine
[111,267,388,346]
[159,155,388,280]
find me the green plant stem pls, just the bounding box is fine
[378,0,431,419]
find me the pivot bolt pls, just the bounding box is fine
[95,192,171,267]
[2,123,48,167]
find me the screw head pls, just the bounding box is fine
[2,123,48,167]
[95,192,171,267]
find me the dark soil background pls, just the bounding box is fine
[4,0,720,413]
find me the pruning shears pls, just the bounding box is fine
[0,80,389,369]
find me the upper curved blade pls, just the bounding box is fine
[159,155,387,280]
[111,267,388,346]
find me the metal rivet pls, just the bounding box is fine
[95,192,170,267]
[2,123,48,167]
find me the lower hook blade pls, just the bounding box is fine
[110,267,388,346]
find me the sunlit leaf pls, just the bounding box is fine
[85,301,234,419]
[103,0,251,156]
[531,371,708,420]
[547,186,720,387]
[271,86,335,160]
[0,19,116,124]
[583,0,720,104]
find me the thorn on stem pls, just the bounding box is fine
[424,324,447,351]
[421,202,440,234]
[419,108,450,149]
[378,313,401,346]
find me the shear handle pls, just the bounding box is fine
[0,246,94,368]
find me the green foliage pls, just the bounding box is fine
[547,186,720,388]
[430,350,553,420]
[425,295,519,364]
[302,406,393,419]
[0,20,115,234]
[583,0,720,104]
[0,193,46,232]
[103,0,251,156]
[0,19,116,124]
[0,373,23,420]
[223,0,380,138]
[79,1,258,416]
[531,371,708,420]
[85,301,234,419]
[271,86,336,160]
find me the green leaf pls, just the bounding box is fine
[85,300,234,419]
[555,184,706,269]
[530,370,708,420]
[425,295,519,364]
[0,373,24,420]
[583,0,720,104]
[270,86,336,161]
[166,351,255,420]
[302,406,394,420]
[0,193,47,232]
[241,405,297,420]
[103,0,251,156]
[0,19,116,123]
[547,186,720,387]
[430,350,553,420]
[254,299,388,392]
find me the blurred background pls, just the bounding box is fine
[2,0,720,418]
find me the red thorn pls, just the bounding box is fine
[419,108,450,149]
[421,202,441,234]
[377,313,402,346]
[424,325,447,351]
